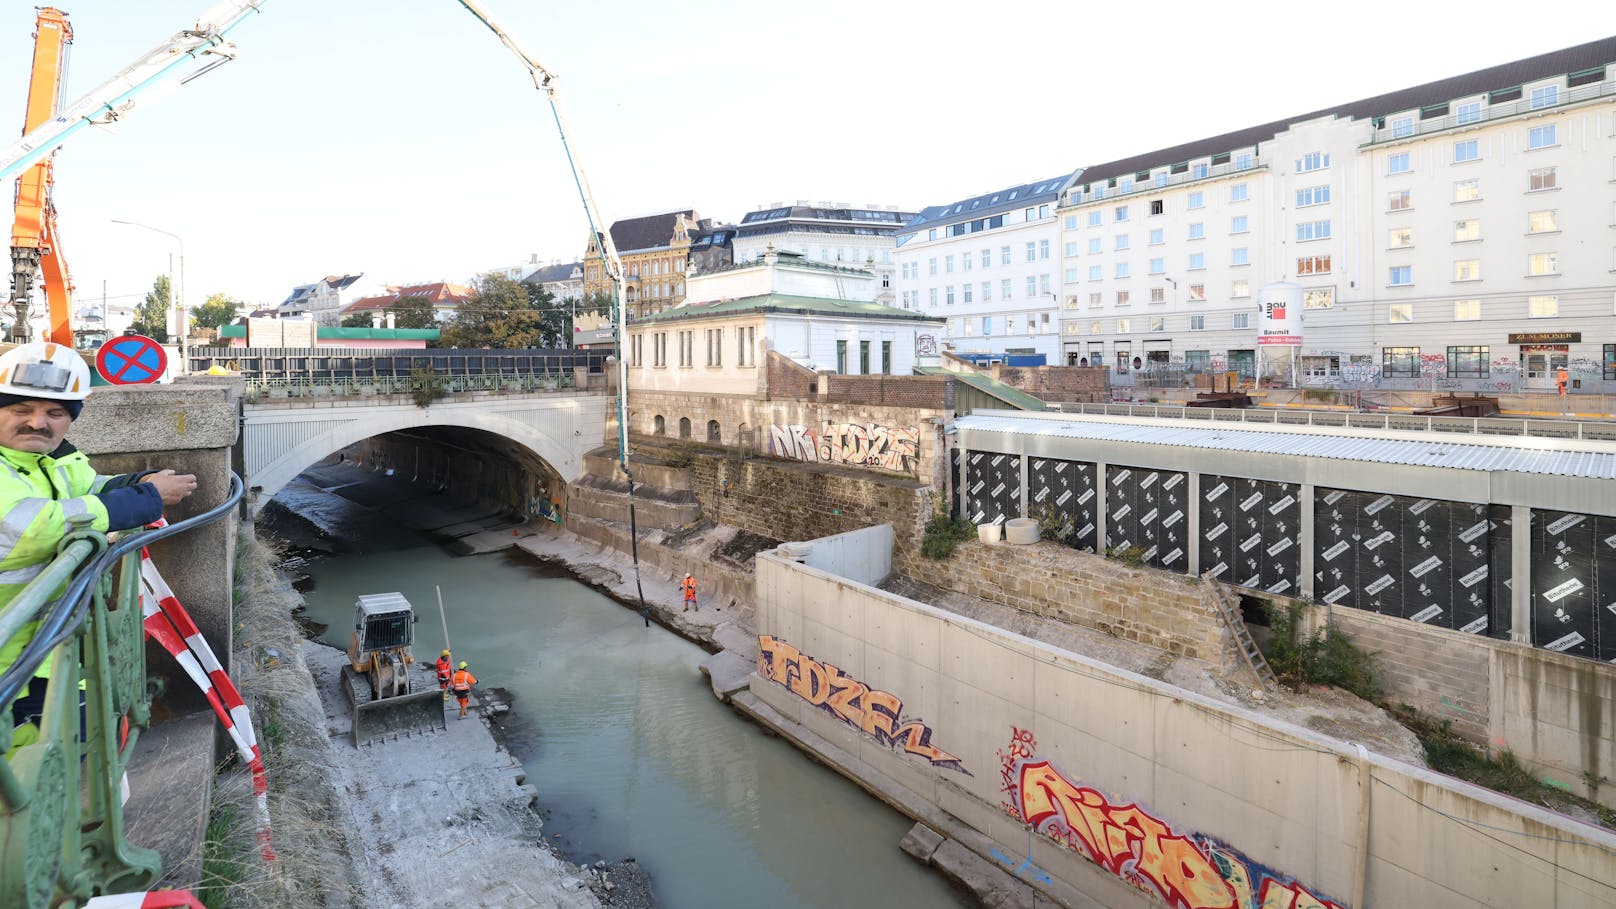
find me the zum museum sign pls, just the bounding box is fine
[1508,332,1580,344]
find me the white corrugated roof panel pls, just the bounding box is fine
[954,413,1616,480]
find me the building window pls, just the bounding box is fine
[1605,344,1616,381]
[1231,215,1249,234]
[1187,191,1204,210]
[1188,222,1205,240]
[981,249,991,269]
[705,328,723,366]
[1188,283,1206,301]
[1117,290,1131,306]
[1528,295,1558,318]
[1230,183,1249,202]
[836,340,848,374]
[1190,314,1206,330]
[1115,205,1130,222]
[1149,317,1166,332]
[1296,220,1331,242]
[1528,210,1558,233]
[1235,153,1253,170]
[945,254,954,273]
[1231,247,1249,266]
[1232,280,1250,298]
[1388,152,1412,174]
[1188,252,1206,270]
[1154,172,1170,187]
[1303,289,1334,310]
[928,258,937,276]
[929,288,937,307]
[1115,234,1131,251]
[1192,163,1209,179]
[1148,257,1165,275]
[1025,242,1037,262]
[1087,212,1101,227]
[1530,85,1559,109]
[1527,252,1559,276]
[1296,151,1329,173]
[1002,278,1013,299]
[1231,312,1250,329]
[1001,245,1012,265]
[1115,262,1131,278]
[737,326,755,366]
[653,332,667,367]
[1296,184,1331,207]
[1039,204,1050,218]
[1064,241,1079,257]
[1148,227,1164,245]
[1039,274,1050,295]
[1088,237,1102,255]
[1150,287,1165,303]
[1389,265,1413,286]
[882,340,893,374]
[1528,124,1557,149]
[1027,276,1038,297]
[1447,346,1489,378]
[1454,299,1481,321]
[1390,116,1415,138]
[982,281,992,302]
[1039,239,1050,260]
[859,340,871,374]
[1528,167,1557,192]
[1456,100,1482,124]
[1454,219,1480,242]
[1088,265,1102,281]
[1390,227,1413,248]
[1454,179,1481,202]
[1454,139,1480,163]
[1383,347,1420,378]
[963,283,974,304]
[1453,259,1481,281]
[1150,199,1164,215]
[1089,292,1102,308]
[679,330,694,367]
[1388,190,1412,210]
[946,286,955,305]
[1116,318,1131,334]
[1064,214,1078,230]
[1296,255,1332,275]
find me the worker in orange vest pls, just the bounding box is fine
[450,661,477,719]
[1556,365,1569,397]
[434,649,453,701]
[681,572,698,612]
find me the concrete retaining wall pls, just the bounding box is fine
[752,538,1616,909]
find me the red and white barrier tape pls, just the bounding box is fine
[138,533,275,863]
[84,890,205,909]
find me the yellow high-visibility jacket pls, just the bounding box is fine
[0,440,164,680]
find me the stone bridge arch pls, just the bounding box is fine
[242,395,607,504]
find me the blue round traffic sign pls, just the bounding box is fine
[95,334,168,385]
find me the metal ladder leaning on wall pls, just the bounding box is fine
[1202,572,1276,692]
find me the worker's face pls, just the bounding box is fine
[0,399,73,453]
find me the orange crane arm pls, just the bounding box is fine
[9,8,74,346]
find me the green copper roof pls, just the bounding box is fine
[217,325,439,340]
[633,293,944,326]
[917,366,1047,411]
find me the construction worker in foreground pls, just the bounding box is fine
[434,649,453,700]
[450,660,477,719]
[0,342,198,747]
[681,572,698,612]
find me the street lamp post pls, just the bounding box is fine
[111,219,186,374]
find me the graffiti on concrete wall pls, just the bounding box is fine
[768,420,921,472]
[757,635,969,774]
[998,728,1343,909]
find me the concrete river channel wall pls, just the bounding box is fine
[746,525,1616,909]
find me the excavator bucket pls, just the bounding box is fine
[340,666,447,746]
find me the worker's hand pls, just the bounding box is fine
[146,469,199,505]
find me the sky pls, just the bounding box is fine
[0,0,1606,316]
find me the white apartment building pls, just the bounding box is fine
[895,174,1080,362]
[731,203,916,307]
[1059,37,1616,393]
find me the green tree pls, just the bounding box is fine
[340,312,371,328]
[438,273,549,349]
[131,275,171,342]
[391,295,438,330]
[190,293,241,330]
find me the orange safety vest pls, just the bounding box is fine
[682,576,697,599]
[435,656,452,682]
[451,669,476,692]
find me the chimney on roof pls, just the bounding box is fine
[385,311,396,330]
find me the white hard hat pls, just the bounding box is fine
[0,342,92,402]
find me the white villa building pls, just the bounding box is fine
[894,174,1081,362]
[1058,37,1616,393]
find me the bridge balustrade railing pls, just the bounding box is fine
[0,474,244,907]
[239,370,580,402]
[1044,401,1616,441]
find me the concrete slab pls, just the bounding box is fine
[698,650,754,702]
[898,822,944,862]
[123,710,217,890]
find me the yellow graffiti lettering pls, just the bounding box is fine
[1258,880,1341,909]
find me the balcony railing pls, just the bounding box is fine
[1064,160,1268,207]
[1,474,244,906]
[1368,78,1616,144]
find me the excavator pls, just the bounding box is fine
[8,8,74,346]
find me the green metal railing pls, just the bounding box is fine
[1,475,243,908]
[241,370,580,402]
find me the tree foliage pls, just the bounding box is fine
[438,274,597,349]
[131,275,171,342]
[190,293,241,330]
[391,295,438,330]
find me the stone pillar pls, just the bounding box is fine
[1187,472,1202,576]
[1299,484,1316,599]
[1510,505,1532,644]
[72,379,244,718]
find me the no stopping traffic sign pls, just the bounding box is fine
[95,334,168,385]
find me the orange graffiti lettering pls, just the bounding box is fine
[756,635,969,774]
[1258,880,1340,909]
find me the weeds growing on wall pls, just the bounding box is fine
[1028,501,1076,546]
[663,444,697,469]
[409,363,444,408]
[1106,543,1148,567]
[1264,600,1381,701]
[1390,705,1616,830]
[921,515,976,560]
